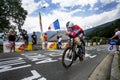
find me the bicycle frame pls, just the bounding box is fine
[68,38,79,54]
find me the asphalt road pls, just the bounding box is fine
[0,45,109,80]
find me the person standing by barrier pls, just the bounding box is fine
[57,31,62,49]
[7,29,17,53]
[110,28,120,51]
[43,32,48,50]
[22,31,29,49]
[31,32,37,45]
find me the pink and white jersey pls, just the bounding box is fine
[115,31,120,39]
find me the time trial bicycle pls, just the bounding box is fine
[62,38,85,68]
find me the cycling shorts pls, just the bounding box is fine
[116,39,120,45]
[44,41,48,44]
[58,42,62,45]
[9,41,15,47]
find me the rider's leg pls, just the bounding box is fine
[116,45,119,51]
[74,37,83,60]
[75,37,86,61]
[81,38,85,46]
[116,39,120,51]
[74,37,81,46]
[74,37,84,54]
[74,37,82,54]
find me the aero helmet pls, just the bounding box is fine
[66,21,74,28]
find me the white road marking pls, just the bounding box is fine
[22,53,47,61]
[22,53,58,64]
[0,57,23,61]
[36,58,57,64]
[0,57,31,73]
[21,70,46,80]
[49,52,62,57]
[0,59,25,66]
[38,77,47,80]
[85,54,97,58]
[0,65,31,73]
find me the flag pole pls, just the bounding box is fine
[39,12,43,33]
[39,12,44,49]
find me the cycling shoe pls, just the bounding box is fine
[79,54,84,61]
[73,55,78,61]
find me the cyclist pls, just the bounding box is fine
[110,28,120,51]
[65,21,85,60]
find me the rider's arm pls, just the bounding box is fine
[111,32,118,39]
[111,35,117,39]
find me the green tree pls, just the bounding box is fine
[0,0,27,32]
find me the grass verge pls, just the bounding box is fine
[118,52,120,71]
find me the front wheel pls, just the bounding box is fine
[62,47,75,68]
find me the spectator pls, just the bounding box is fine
[57,31,62,49]
[7,29,17,53]
[99,39,103,45]
[31,32,37,45]
[15,31,19,42]
[110,28,120,51]
[43,32,48,50]
[22,31,29,48]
